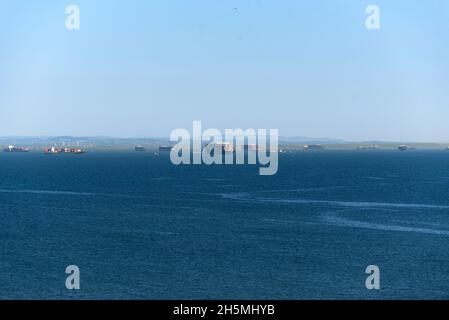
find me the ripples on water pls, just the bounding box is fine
[1,151,449,299]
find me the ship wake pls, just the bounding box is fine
[322,212,449,236]
[0,189,94,196]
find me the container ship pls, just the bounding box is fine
[3,145,31,153]
[44,147,86,154]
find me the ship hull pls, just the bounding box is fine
[3,148,31,153]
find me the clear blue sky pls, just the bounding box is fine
[1,0,448,141]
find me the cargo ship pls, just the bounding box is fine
[3,145,31,153]
[242,144,258,151]
[357,145,380,150]
[158,145,173,152]
[135,145,147,152]
[44,147,86,154]
[44,147,60,154]
[303,144,324,151]
[63,148,86,154]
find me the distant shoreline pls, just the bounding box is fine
[1,144,449,152]
[1,136,448,152]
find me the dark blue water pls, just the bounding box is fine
[1,151,449,299]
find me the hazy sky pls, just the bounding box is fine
[1,0,449,141]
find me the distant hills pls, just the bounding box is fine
[0,136,165,146]
[0,135,348,145]
[278,136,347,144]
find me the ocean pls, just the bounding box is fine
[1,150,449,299]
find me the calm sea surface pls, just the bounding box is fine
[1,151,449,299]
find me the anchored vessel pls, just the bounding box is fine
[357,145,380,150]
[303,144,324,151]
[242,144,258,151]
[135,146,147,152]
[3,145,31,152]
[204,142,234,153]
[44,147,86,154]
[158,145,173,152]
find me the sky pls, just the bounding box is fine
[0,0,448,142]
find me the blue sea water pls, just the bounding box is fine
[1,150,449,299]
